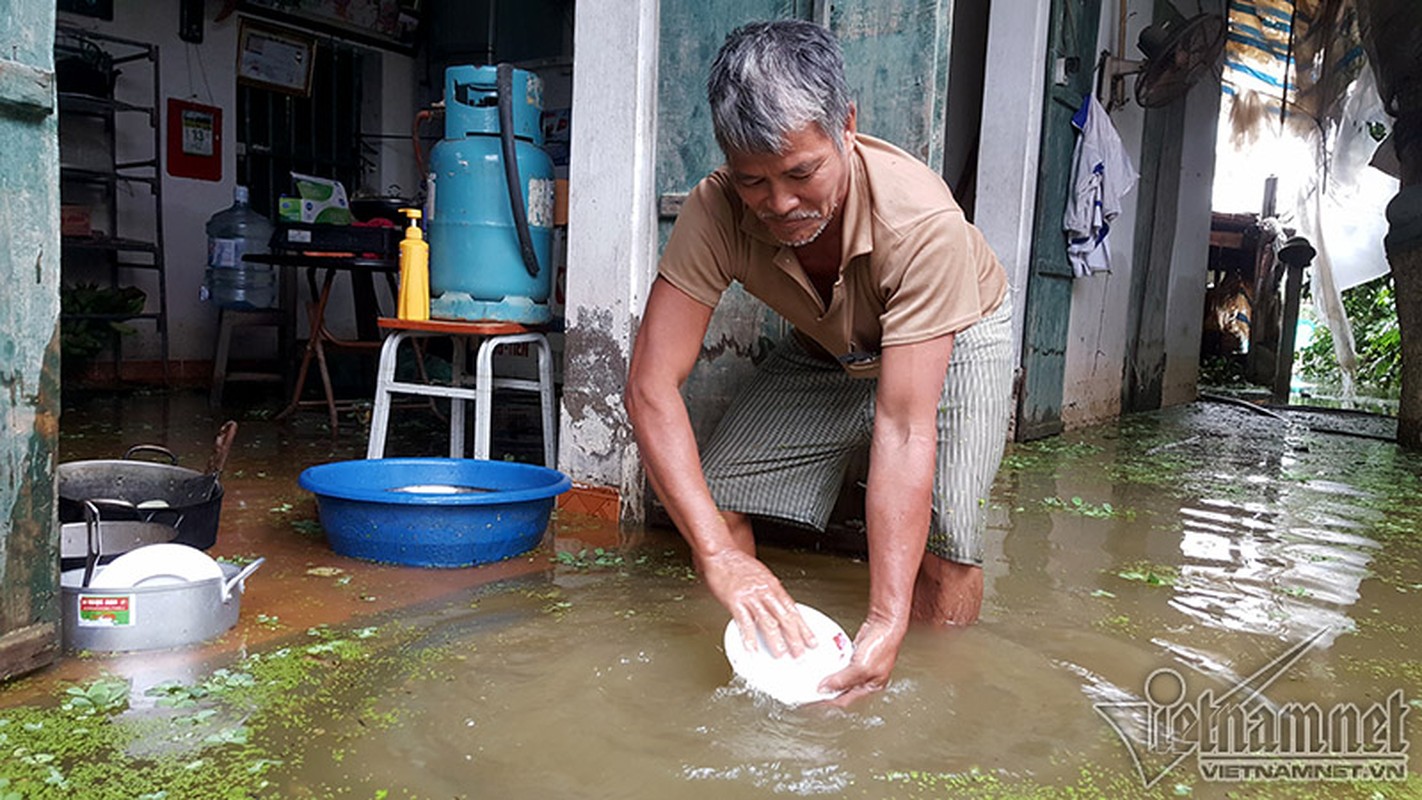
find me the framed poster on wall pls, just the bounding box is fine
[236,19,316,96]
[238,0,421,54]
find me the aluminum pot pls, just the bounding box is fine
[60,558,264,653]
[57,422,236,550]
[58,509,181,575]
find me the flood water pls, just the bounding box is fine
[277,402,1421,799]
[34,395,1422,798]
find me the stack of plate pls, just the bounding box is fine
[89,543,225,589]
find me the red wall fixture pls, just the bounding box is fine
[166,98,222,181]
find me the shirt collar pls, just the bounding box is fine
[839,136,873,266]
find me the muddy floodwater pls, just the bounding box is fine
[295,404,1422,800]
[11,397,1422,798]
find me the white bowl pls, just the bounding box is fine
[723,603,855,705]
[89,543,224,589]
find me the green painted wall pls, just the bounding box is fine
[0,0,62,678]
[1017,0,1103,441]
[831,0,953,170]
[655,0,954,441]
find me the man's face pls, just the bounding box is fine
[726,120,854,248]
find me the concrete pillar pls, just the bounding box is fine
[1159,65,1222,407]
[974,0,1050,376]
[558,0,660,521]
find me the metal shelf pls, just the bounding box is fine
[57,92,155,117]
[60,166,159,187]
[56,25,168,383]
[62,311,163,322]
[62,235,160,254]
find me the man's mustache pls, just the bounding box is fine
[759,210,825,222]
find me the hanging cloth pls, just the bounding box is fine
[1064,93,1138,277]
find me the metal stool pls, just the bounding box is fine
[366,317,556,466]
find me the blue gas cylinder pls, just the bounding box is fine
[428,65,556,324]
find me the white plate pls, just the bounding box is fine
[388,484,495,494]
[723,603,854,706]
[89,543,224,589]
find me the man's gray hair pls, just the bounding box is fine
[707,19,852,155]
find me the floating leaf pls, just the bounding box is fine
[204,726,251,746]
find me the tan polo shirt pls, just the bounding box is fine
[658,133,1007,378]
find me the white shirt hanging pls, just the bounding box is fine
[1064,94,1138,277]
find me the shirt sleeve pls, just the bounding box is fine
[657,176,739,309]
[878,210,993,348]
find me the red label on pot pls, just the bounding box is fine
[78,595,135,627]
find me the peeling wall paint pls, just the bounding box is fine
[1,0,62,676]
[561,306,634,457]
[682,285,779,442]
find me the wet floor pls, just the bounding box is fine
[4,391,1421,798]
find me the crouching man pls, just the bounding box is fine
[625,19,1014,702]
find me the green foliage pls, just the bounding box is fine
[1041,496,1135,520]
[1198,354,1248,388]
[1000,439,1103,472]
[59,283,146,360]
[0,623,393,799]
[61,676,129,715]
[1298,274,1401,397]
[1116,565,1177,587]
[289,518,324,538]
[553,547,632,570]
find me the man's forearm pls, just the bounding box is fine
[627,382,736,558]
[862,420,937,632]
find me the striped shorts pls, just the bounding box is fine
[700,298,1014,565]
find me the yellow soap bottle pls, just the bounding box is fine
[397,208,429,321]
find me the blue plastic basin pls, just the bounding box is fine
[298,458,572,568]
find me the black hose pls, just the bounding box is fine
[1198,391,1290,421]
[497,63,540,279]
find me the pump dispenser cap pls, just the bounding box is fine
[401,208,424,240]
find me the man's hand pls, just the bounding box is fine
[700,549,816,658]
[817,616,907,704]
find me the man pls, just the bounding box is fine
[625,19,1013,702]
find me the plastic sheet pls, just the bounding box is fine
[1295,66,1398,403]
[1312,66,1397,292]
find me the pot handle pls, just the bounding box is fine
[139,506,187,529]
[81,500,101,588]
[85,497,141,520]
[221,557,265,603]
[122,444,179,464]
[206,421,239,479]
